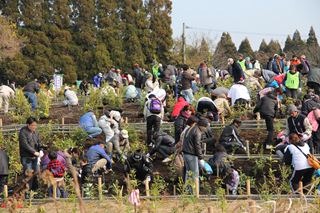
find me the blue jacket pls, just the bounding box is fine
[86,145,112,167]
[93,75,102,87]
[272,60,284,74]
[80,112,98,130]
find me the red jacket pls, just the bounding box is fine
[273,74,285,85]
[171,97,189,118]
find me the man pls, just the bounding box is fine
[227,81,251,107]
[86,141,112,174]
[284,105,313,149]
[124,150,153,181]
[182,118,208,182]
[219,119,246,154]
[307,67,320,96]
[0,84,15,113]
[254,91,278,149]
[301,94,320,116]
[125,82,138,102]
[79,111,102,138]
[253,69,277,85]
[237,54,246,72]
[180,64,196,103]
[93,73,103,88]
[196,96,219,121]
[63,86,78,106]
[147,131,175,163]
[198,62,214,93]
[211,87,229,100]
[0,149,9,193]
[132,63,143,98]
[143,94,164,146]
[227,58,245,83]
[23,81,40,111]
[19,117,42,190]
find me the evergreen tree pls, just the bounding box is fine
[238,38,254,58]
[258,39,269,52]
[283,35,293,53]
[147,0,173,64]
[268,40,282,54]
[307,26,319,47]
[306,26,320,66]
[199,37,211,63]
[213,32,237,69]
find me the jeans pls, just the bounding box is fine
[146,115,161,145]
[183,153,199,182]
[181,89,194,104]
[21,156,39,190]
[85,126,102,138]
[24,92,37,111]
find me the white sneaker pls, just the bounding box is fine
[162,157,172,163]
[266,144,273,150]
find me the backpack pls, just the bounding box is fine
[313,108,320,121]
[149,98,162,114]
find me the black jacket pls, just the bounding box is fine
[219,124,244,148]
[23,81,40,93]
[208,151,231,177]
[254,93,278,118]
[182,125,203,159]
[0,149,9,175]
[231,63,244,82]
[124,154,153,181]
[133,67,143,88]
[308,67,320,85]
[81,164,93,184]
[174,114,188,142]
[149,132,175,156]
[19,126,41,158]
[301,99,320,116]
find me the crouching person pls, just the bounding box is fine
[106,130,130,160]
[80,110,102,139]
[63,86,78,106]
[124,150,153,182]
[47,151,67,198]
[86,141,112,175]
[147,131,176,163]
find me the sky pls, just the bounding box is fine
[171,0,320,51]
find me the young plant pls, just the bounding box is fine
[35,90,51,119]
[8,89,32,123]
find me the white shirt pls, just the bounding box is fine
[0,85,14,97]
[286,143,311,170]
[64,89,78,105]
[227,84,251,106]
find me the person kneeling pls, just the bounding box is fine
[147,131,176,163]
[86,141,112,176]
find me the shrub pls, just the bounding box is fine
[9,89,32,123]
[35,90,51,119]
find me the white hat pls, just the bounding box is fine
[121,130,129,139]
[98,73,103,77]
[110,110,121,122]
[64,86,71,90]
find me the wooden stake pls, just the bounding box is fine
[53,184,57,199]
[3,185,8,199]
[246,179,251,196]
[61,117,65,125]
[195,178,200,198]
[125,117,128,124]
[173,185,176,196]
[0,118,2,127]
[145,179,150,197]
[298,181,303,195]
[98,177,102,200]
[248,200,257,213]
[208,206,214,213]
[246,140,250,156]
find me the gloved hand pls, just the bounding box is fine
[199,159,205,167]
[301,133,310,141]
[298,88,302,93]
[146,153,150,158]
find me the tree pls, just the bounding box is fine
[283,35,293,53]
[213,32,237,69]
[268,40,282,54]
[306,26,320,66]
[238,38,254,58]
[258,39,269,52]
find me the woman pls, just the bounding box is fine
[284,65,301,99]
[284,133,314,193]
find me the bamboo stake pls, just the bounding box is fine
[246,179,251,197]
[3,185,8,199]
[53,184,57,199]
[98,177,102,200]
[195,178,200,198]
[145,179,150,197]
[208,206,214,213]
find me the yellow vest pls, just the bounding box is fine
[285,72,299,89]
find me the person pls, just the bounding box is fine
[47,151,67,198]
[174,105,192,142]
[299,55,310,75]
[171,96,189,120]
[19,117,42,190]
[125,82,138,102]
[98,111,115,143]
[161,64,176,90]
[144,94,164,146]
[147,131,175,163]
[272,54,284,74]
[132,64,144,98]
[80,156,93,196]
[0,84,15,113]
[0,149,9,194]
[227,58,245,83]
[198,62,214,93]
[227,81,251,107]
[180,64,196,103]
[41,150,67,171]
[307,67,320,96]
[284,65,302,99]
[108,68,123,87]
[284,104,313,152]
[211,87,229,100]
[106,130,130,158]
[79,111,102,138]
[301,94,320,116]
[23,81,40,111]
[253,91,278,149]
[63,86,78,106]
[79,79,89,96]
[208,144,240,195]
[86,141,112,174]
[196,97,219,121]
[213,94,232,124]
[124,150,153,181]
[253,69,277,85]
[93,73,103,88]
[219,119,246,154]
[237,54,246,71]
[290,55,301,66]
[145,73,159,93]
[284,133,314,193]
[245,57,253,70]
[182,118,208,182]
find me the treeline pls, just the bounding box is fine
[0,0,172,84]
[173,27,320,70]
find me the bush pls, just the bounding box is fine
[35,90,52,119]
[9,89,32,123]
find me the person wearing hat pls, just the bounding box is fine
[218,119,246,154]
[63,86,78,106]
[182,118,208,182]
[107,129,130,158]
[147,131,175,163]
[124,149,153,181]
[93,72,103,88]
[196,96,219,121]
[284,104,313,151]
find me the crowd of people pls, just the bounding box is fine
[0,53,320,198]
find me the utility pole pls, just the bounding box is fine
[182,22,186,64]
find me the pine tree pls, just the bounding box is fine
[147,0,173,64]
[258,39,269,52]
[268,40,282,54]
[213,32,237,69]
[238,38,254,58]
[306,26,320,66]
[199,37,211,62]
[283,35,293,53]
[307,26,319,47]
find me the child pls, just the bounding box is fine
[80,156,94,197]
[47,151,67,198]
